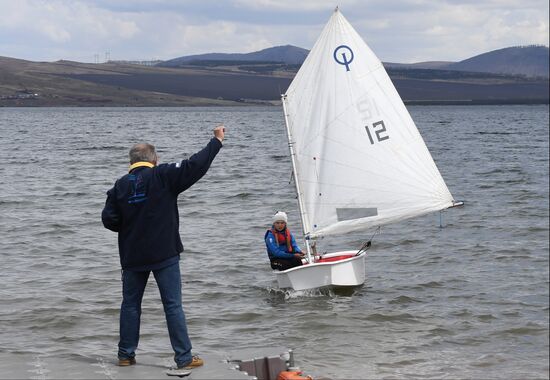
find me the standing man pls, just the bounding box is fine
[102,125,225,374]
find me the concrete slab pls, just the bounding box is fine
[0,353,254,380]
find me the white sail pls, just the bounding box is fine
[283,9,455,238]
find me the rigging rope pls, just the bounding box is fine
[356,226,380,256]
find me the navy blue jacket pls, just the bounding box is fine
[102,138,222,270]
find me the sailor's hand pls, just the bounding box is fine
[214,124,225,142]
[294,253,305,259]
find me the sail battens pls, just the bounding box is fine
[283,9,455,237]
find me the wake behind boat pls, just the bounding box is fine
[276,8,462,291]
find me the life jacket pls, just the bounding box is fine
[270,227,293,253]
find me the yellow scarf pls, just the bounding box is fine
[128,161,155,172]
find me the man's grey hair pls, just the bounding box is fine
[129,143,157,164]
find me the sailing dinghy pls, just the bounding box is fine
[277,8,462,291]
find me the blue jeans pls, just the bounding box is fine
[118,262,192,366]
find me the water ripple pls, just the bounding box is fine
[0,105,548,379]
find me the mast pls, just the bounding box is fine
[281,94,312,262]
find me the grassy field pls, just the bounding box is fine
[0,57,237,106]
[1,57,548,106]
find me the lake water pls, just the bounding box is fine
[0,105,548,379]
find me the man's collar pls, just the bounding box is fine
[129,161,155,172]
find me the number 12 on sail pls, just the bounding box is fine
[365,121,389,145]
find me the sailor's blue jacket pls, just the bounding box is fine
[264,228,302,260]
[102,138,222,270]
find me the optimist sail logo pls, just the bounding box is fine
[333,45,354,71]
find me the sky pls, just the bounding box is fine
[0,0,548,63]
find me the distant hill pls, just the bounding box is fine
[159,45,309,67]
[0,56,238,106]
[445,45,549,78]
[1,43,549,106]
[1,54,547,106]
[161,44,549,78]
[385,46,549,77]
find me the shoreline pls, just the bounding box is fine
[1,99,548,107]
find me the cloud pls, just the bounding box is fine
[39,23,72,43]
[233,0,340,11]
[353,1,550,61]
[0,0,547,63]
[0,0,142,60]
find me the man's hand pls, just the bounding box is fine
[214,125,225,142]
[294,253,305,259]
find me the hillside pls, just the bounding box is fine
[159,45,309,67]
[0,56,238,106]
[161,44,549,78]
[1,46,548,106]
[446,45,549,78]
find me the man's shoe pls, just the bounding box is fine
[118,357,136,366]
[180,355,204,369]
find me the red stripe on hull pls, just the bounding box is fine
[316,254,355,263]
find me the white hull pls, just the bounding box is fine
[274,251,366,291]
